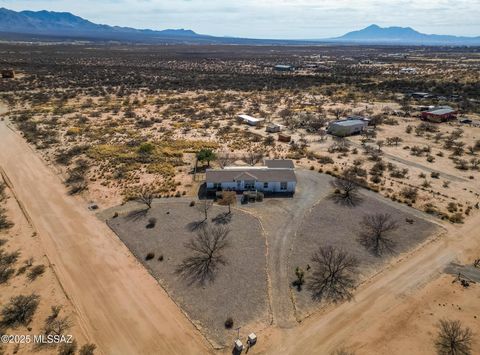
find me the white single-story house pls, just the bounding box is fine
[239,114,264,126]
[206,159,296,194]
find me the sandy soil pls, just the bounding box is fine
[0,112,211,354]
[0,175,88,355]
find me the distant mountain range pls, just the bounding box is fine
[0,8,479,46]
[332,24,480,45]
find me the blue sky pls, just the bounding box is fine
[1,0,479,39]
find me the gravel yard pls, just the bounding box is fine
[107,201,268,347]
[289,193,440,319]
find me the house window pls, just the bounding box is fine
[244,181,255,190]
[280,182,288,190]
[263,182,269,189]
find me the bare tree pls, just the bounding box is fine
[196,199,213,222]
[330,173,361,206]
[308,246,359,302]
[135,187,154,209]
[359,213,398,256]
[217,152,236,168]
[243,150,264,166]
[176,224,230,284]
[435,319,473,355]
[220,191,236,214]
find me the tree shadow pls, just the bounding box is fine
[125,208,148,222]
[328,191,363,207]
[185,219,206,232]
[212,212,232,225]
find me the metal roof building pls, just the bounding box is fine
[327,119,368,137]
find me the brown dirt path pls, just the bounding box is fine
[0,110,211,354]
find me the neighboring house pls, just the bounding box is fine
[206,160,296,194]
[274,64,295,72]
[327,119,368,137]
[421,106,457,123]
[239,114,264,126]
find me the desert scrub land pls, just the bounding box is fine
[0,43,479,218]
[107,200,269,348]
[0,180,94,355]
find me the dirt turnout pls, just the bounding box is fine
[0,116,210,354]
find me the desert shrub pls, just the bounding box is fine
[146,218,157,229]
[224,317,234,329]
[431,172,440,179]
[145,252,155,261]
[58,340,78,355]
[401,187,418,201]
[317,155,334,164]
[0,249,19,267]
[1,294,40,327]
[0,265,15,284]
[79,343,97,355]
[0,208,13,231]
[449,213,464,224]
[27,264,45,282]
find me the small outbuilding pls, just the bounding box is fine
[239,114,264,126]
[265,123,283,133]
[327,119,368,137]
[1,70,14,79]
[278,133,291,143]
[247,333,257,345]
[421,106,457,123]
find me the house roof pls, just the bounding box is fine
[206,168,296,183]
[426,108,456,116]
[238,114,264,122]
[264,159,294,169]
[331,119,366,127]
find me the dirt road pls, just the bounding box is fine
[262,212,480,354]
[0,113,210,354]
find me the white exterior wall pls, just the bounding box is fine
[207,180,295,193]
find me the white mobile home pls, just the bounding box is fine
[239,114,265,126]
